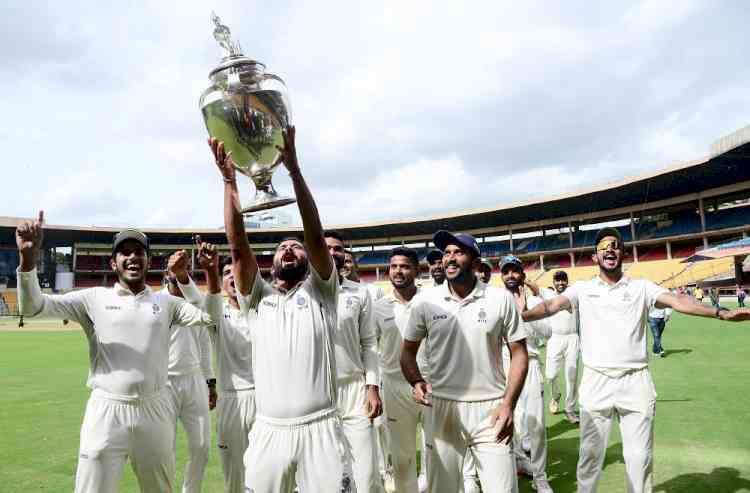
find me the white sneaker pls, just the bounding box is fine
[565,411,580,425]
[383,470,396,493]
[532,477,554,493]
[417,473,428,493]
[548,398,560,414]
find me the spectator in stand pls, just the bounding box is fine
[737,285,746,308]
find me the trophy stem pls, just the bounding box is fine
[241,177,296,214]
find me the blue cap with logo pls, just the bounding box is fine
[433,230,481,258]
[499,254,523,271]
[425,249,443,264]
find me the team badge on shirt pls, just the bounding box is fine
[152,304,161,315]
[296,295,308,308]
[478,308,487,323]
[622,292,632,302]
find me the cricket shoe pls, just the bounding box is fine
[548,398,560,414]
[532,477,554,493]
[418,472,428,493]
[565,411,580,425]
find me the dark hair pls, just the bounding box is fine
[389,247,419,267]
[278,236,304,246]
[324,230,345,243]
[220,256,233,271]
[553,270,568,281]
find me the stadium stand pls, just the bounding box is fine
[0,125,748,295]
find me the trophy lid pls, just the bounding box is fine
[208,12,265,77]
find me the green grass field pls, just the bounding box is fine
[1,310,749,492]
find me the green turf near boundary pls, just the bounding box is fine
[1,311,749,492]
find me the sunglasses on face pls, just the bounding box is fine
[597,239,621,251]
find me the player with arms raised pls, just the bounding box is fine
[209,127,352,492]
[521,227,750,493]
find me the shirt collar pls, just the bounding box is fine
[114,283,152,298]
[594,275,630,289]
[340,278,360,292]
[441,279,486,302]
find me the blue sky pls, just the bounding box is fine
[2,1,749,229]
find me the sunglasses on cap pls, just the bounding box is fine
[596,238,622,251]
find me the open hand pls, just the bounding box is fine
[208,138,237,183]
[720,308,750,322]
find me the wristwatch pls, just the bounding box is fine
[206,378,217,387]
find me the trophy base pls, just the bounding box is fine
[241,196,296,215]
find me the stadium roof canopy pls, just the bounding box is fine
[1,125,750,248]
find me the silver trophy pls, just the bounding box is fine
[200,13,294,214]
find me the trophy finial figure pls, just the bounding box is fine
[211,11,242,57]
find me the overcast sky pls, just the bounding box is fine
[2,1,748,229]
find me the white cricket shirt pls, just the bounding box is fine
[239,266,339,421]
[563,276,667,376]
[179,280,254,391]
[374,289,429,380]
[403,281,526,402]
[334,278,379,385]
[17,268,220,399]
[162,288,214,379]
[540,288,578,336]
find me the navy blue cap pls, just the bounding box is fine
[425,249,443,264]
[433,230,481,258]
[499,254,523,271]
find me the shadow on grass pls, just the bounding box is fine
[662,348,693,357]
[654,467,750,492]
[517,438,624,493]
[547,419,579,440]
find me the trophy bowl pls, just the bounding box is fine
[200,14,295,214]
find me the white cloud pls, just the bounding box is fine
[1,1,749,229]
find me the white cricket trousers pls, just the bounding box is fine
[338,375,383,492]
[167,372,210,493]
[244,408,355,493]
[513,358,548,481]
[545,334,580,413]
[216,389,256,493]
[381,375,433,492]
[577,367,656,493]
[74,388,176,493]
[428,396,518,493]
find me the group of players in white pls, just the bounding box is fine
[15,126,750,493]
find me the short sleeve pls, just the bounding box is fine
[500,291,527,343]
[402,296,427,342]
[562,282,581,308]
[238,272,270,316]
[306,263,339,306]
[643,280,668,310]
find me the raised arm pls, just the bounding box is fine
[16,211,90,324]
[656,292,750,321]
[208,138,258,295]
[278,126,333,279]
